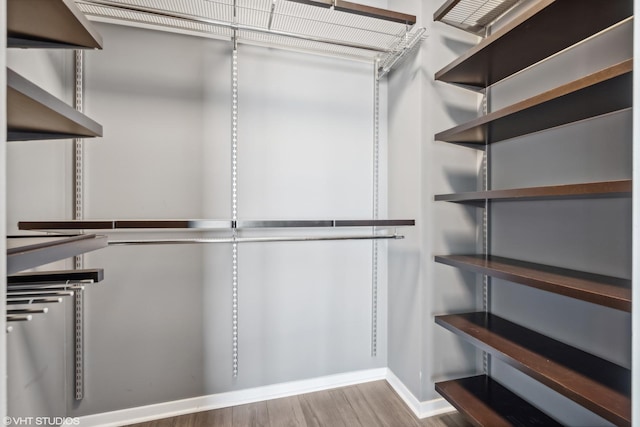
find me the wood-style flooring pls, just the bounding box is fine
[125,380,471,427]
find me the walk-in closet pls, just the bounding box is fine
[1,0,638,426]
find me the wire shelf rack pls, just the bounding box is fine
[76,0,425,75]
[434,0,520,35]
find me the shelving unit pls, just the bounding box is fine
[74,0,425,77]
[6,0,106,340]
[434,59,632,147]
[435,313,631,427]
[434,0,633,87]
[435,255,631,311]
[7,68,103,141]
[432,0,633,424]
[7,0,103,142]
[7,235,107,276]
[8,0,103,48]
[435,375,562,426]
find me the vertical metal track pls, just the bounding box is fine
[73,49,85,400]
[481,24,491,376]
[371,60,380,357]
[231,35,239,378]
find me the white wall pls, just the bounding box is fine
[5,47,75,419]
[387,0,481,404]
[3,21,393,417]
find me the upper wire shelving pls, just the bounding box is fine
[433,0,520,35]
[74,0,425,77]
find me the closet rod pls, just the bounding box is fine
[7,291,75,298]
[109,234,404,245]
[7,284,85,291]
[7,315,32,322]
[8,308,49,315]
[6,297,63,305]
[78,0,393,53]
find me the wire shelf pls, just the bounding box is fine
[75,0,424,74]
[434,0,520,35]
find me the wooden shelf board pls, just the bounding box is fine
[435,312,631,426]
[434,0,632,88]
[435,59,632,146]
[8,0,103,49]
[434,179,631,204]
[274,0,416,24]
[435,374,562,426]
[7,68,103,141]
[8,269,104,285]
[7,235,108,275]
[435,255,631,311]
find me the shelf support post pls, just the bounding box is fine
[231,33,240,378]
[73,49,85,401]
[481,25,491,376]
[371,59,380,357]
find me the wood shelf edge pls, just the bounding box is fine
[434,254,631,311]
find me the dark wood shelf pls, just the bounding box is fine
[435,312,631,426]
[434,180,631,205]
[7,68,103,141]
[8,0,103,49]
[434,0,632,88]
[435,374,562,426]
[7,235,108,275]
[8,269,104,285]
[435,255,631,312]
[435,59,632,147]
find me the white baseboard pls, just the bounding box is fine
[78,368,454,426]
[386,369,454,419]
[78,368,387,427]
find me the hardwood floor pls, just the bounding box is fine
[125,380,471,427]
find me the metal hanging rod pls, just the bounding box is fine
[7,297,64,305]
[8,308,49,315]
[7,315,33,322]
[7,291,75,298]
[7,284,86,291]
[109,233,404,245]
[19,218,414,231]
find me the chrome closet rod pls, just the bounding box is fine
[7,315,32,322]
[109,234,404,245]
[6,297,63,305]
[8,308,49,315]
[78,0,393,53]
[7,284,86,291]
[7,291,75,298]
